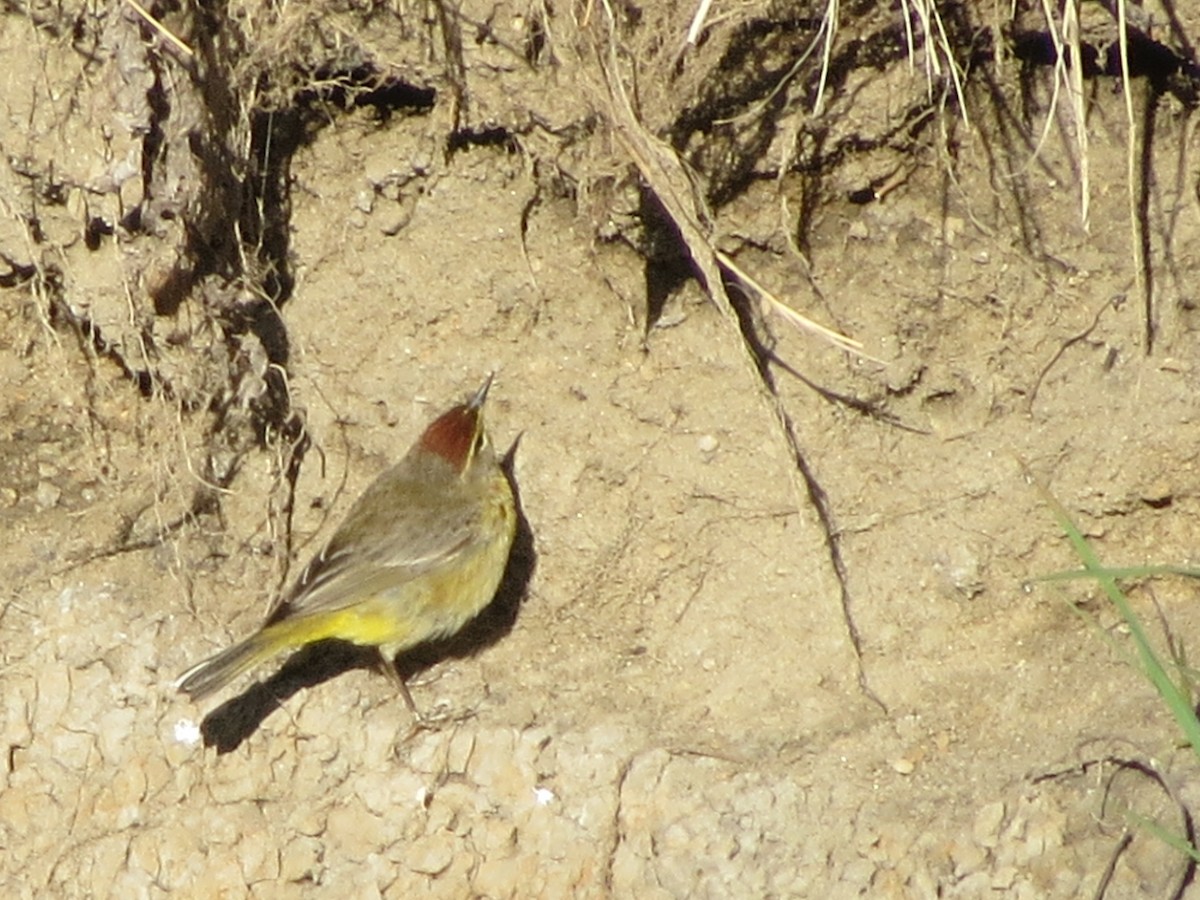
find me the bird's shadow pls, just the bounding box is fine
[198,437,536,753]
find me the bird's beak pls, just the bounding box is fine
[468,373,494,410]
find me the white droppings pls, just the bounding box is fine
[173,718,201,746]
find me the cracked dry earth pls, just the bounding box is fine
[4,2,1200,898]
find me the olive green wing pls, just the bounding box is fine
[272,480,483,619]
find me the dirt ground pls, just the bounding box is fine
[3,1,1200,897]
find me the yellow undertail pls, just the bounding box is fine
[175,610,398,700]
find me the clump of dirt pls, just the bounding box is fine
[3,0,1200,896]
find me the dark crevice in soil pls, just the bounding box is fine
[294,63,438,120]
[637,186,695,332]
[1011,25,1200,105]
[448,125,518,154]
[47,281,156,400]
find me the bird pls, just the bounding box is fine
[176,374,516,715]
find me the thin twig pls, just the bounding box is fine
[685,0,714,46]
[715,250,879,362]
[123,0,195,58]
[1114,0,1151,350]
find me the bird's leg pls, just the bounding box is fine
[378,649,477,735]
[377,650,433,730]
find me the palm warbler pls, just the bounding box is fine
[176,375,516,710]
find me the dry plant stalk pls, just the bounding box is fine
[587,12,864,359]
[583,7,880,707]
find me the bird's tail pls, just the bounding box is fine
[175,629,285,700]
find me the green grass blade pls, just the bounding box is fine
[1040,491,1200,761]
[1038,565,1200,583]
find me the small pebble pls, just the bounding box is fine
[35,481,61,509]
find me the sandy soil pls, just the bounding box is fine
[3,1,1200,897]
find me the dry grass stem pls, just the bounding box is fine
[714,251,876,362]
[123,0,195,58]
